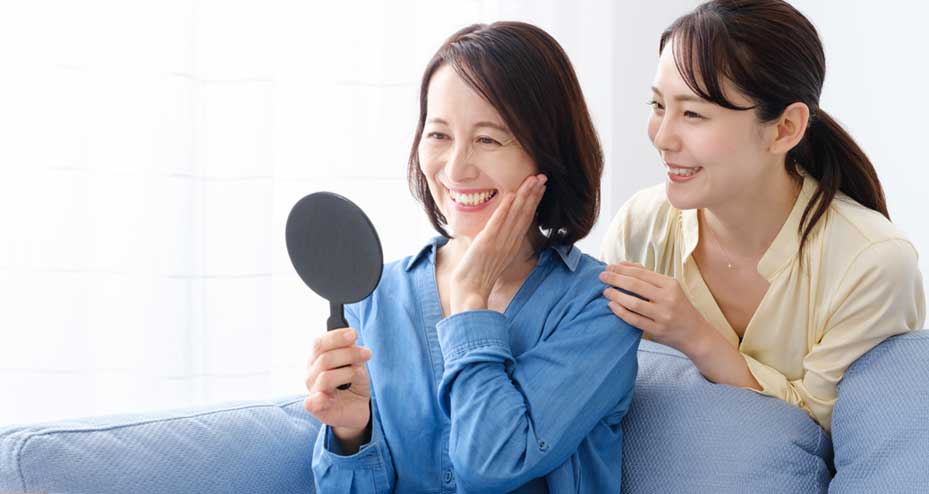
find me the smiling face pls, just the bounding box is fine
[647,44,780,211]
[418,64,538,240]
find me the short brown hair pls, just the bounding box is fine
[407,22,603,253]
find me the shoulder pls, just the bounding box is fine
[601,183,678,264]
[814,199,920,296]
[553,248,617,317]
[823,196,919,273]
[543,248,643,345]
[828,194,914,247]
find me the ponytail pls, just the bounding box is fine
[789,109,889,249]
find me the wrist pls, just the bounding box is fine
[450,291,489,314]
[332,421,371,455]
[682,320,716,363]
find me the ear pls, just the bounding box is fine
[768,102,810,154]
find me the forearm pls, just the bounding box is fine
[685,322,761,390]
[437,309,639,490]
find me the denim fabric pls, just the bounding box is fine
[312,236,642,493]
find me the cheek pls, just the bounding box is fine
[647,115,659,142]
[490,151,538,192]
[418,149,441,185]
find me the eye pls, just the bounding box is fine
[426,132,449,140]
[647,100,665,113]
[683,110,704,120]
[476,136,501,146]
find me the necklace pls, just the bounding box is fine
[704,212,736,270]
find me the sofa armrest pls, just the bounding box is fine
[831,330,929,493]
[0,395,321,494]
[621,340,833,494]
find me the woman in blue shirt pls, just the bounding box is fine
[304,22,642,493]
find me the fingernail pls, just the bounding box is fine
[345,330,355,342]
[361,347,372,358]
[538,175,548,185]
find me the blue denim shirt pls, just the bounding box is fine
[312,236,642,493]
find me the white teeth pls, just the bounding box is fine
[449,189,497,206]
[667,166,702,176]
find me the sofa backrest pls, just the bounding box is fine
[0,397,320,494]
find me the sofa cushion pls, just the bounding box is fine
[830,330,929,493]
[621,340,833,494]
[0,397,320,494]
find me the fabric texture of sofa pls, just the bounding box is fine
[2,331,927,493]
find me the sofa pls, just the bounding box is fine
[2,331,927,493]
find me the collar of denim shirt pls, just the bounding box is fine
[404,236,581,273]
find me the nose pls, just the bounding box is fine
[651,114,681,154]
[445,140,478,183]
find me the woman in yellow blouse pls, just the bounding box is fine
[600,0,925,431]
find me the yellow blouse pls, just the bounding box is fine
[601,175,925,430]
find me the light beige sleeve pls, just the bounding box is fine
[599,184,672,269]
[744,238,926,430]
[600,197,633,265]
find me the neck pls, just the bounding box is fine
[702,168,803,259]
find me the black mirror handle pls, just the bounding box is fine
[327,301,352,390]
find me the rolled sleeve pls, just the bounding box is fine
[436,309,511,361]
[312,405,394,493]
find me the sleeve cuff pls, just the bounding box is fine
[314,411,388,471]
[743,354,831,428]
[436,309,510,361]
[743,353,791,400]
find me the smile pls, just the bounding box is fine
[666,165,703,177]
[446,188,498,207]
[665,164,703,183]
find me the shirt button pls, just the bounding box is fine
[538,440,548,451]
[444,470,454,483]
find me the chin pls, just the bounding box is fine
[448,222,485,240]
[664,182,705,211]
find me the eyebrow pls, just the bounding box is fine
[426,118,510,133]
[651,86,707,104]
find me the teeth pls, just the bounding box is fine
[450,189,497,206]
[667,166,701,176]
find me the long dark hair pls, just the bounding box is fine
[661,0,889,251]
[408,22,604,253]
